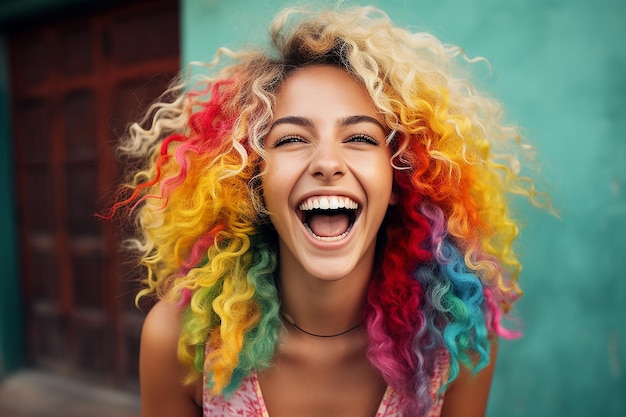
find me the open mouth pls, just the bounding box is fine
[297,196,360,242]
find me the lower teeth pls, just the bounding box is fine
[305,225,351,242]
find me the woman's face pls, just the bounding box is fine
[262,65,396,282]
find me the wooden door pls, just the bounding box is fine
[8,0,179,389]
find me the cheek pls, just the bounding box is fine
[261,159,290,212]
[263,154,304,188]
[261,175,278,211]
[363,157,395,198]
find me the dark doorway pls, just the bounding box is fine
[7,0,180,389]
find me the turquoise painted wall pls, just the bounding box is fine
[0,36,24,377]
[183,0,626,416]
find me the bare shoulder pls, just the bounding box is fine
[141,299,184,347]
[139,299,203,417]
[440,338,499,417]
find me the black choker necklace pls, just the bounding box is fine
[281,312,362,338]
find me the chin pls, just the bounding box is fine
[300,255,370,283]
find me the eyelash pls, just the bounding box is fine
[272,134,379,148]
[272,135,306,147]
[346,134,379,145]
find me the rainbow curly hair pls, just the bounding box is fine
[108,6,548,416]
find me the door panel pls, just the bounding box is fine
[9,0,180,389]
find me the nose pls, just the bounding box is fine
[308,140,346,181]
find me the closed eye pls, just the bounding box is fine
[272,135,307,148]
[345,134,380,146]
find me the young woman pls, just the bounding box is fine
[109,6,545,417]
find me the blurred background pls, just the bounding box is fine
[0,0,624,416]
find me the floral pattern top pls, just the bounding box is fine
[203,349,450,417]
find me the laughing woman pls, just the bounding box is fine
[108,6,547,417]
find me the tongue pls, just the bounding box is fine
[307,213,350,237]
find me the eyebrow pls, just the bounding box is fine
[270,115,386,132]
[270,116,313,129]
[338,115,386,132]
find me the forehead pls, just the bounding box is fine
[273,65,379,120]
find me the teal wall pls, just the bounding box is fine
[0,36,24,377]
[183,0,625,416]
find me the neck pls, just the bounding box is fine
[281,312,362,338]
[274,234,379,338]
[278,261,372,338]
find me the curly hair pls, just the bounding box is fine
[108,6,548,415]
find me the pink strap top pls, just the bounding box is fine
[203,350,450,417]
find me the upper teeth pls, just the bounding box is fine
[299,196,358,211]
